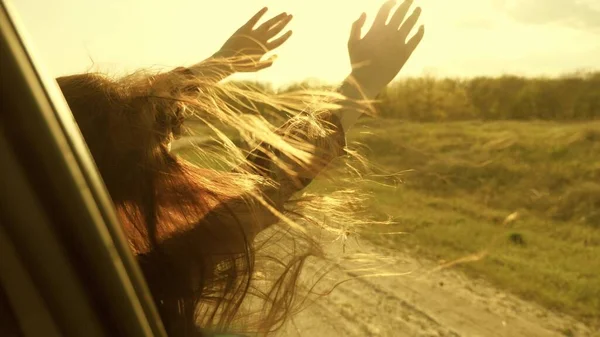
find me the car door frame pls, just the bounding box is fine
[0,1,167,336]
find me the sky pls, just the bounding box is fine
[8,0,600,86]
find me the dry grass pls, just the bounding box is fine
[329,119,600,327]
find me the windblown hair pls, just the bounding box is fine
[57,62,376,336]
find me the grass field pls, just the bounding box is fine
[332,119,600,327]
[176,118,600,327]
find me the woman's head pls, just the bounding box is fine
[58,72,184,191]
[57,70,260,336]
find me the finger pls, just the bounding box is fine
[243,7,269,31]
[266,30,293,50]
[388,0,413,29]
[256,12,288,33]
[266,14,293,38]
[255,57,275,71]
[348,12,367,45]
[398,6,422,39]
[373,0,397,28]
[406,25,424,55]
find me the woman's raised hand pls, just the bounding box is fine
[214,7,293,72]
[347,0,425,98]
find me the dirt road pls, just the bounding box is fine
[278,238,596,337]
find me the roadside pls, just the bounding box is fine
[279,238,596,337]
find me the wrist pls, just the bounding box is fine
[342,73,380,100]
[334,75,378,131]
[189,54,235,82]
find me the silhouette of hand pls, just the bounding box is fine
[214,7,293,73]
[347,0,424,98]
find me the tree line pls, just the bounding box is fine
[226,72,600,121]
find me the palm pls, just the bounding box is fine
[215,8,293,72]
[348,0,425,97]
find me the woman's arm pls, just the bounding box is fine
[337,0,424,131]
[168,8,293,86]
[244,0,426,204]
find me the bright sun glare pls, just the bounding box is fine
[9,0,600,86]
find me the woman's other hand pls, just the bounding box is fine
[214,7,293,73]
[347,0,424,98]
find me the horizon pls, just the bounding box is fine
[9,0,600,87]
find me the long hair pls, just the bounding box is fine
[57,63,376,336]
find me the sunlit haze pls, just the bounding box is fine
[10,0,600,86]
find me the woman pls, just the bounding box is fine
[57,0,424,335]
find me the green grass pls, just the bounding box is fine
[339,119,600,327]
